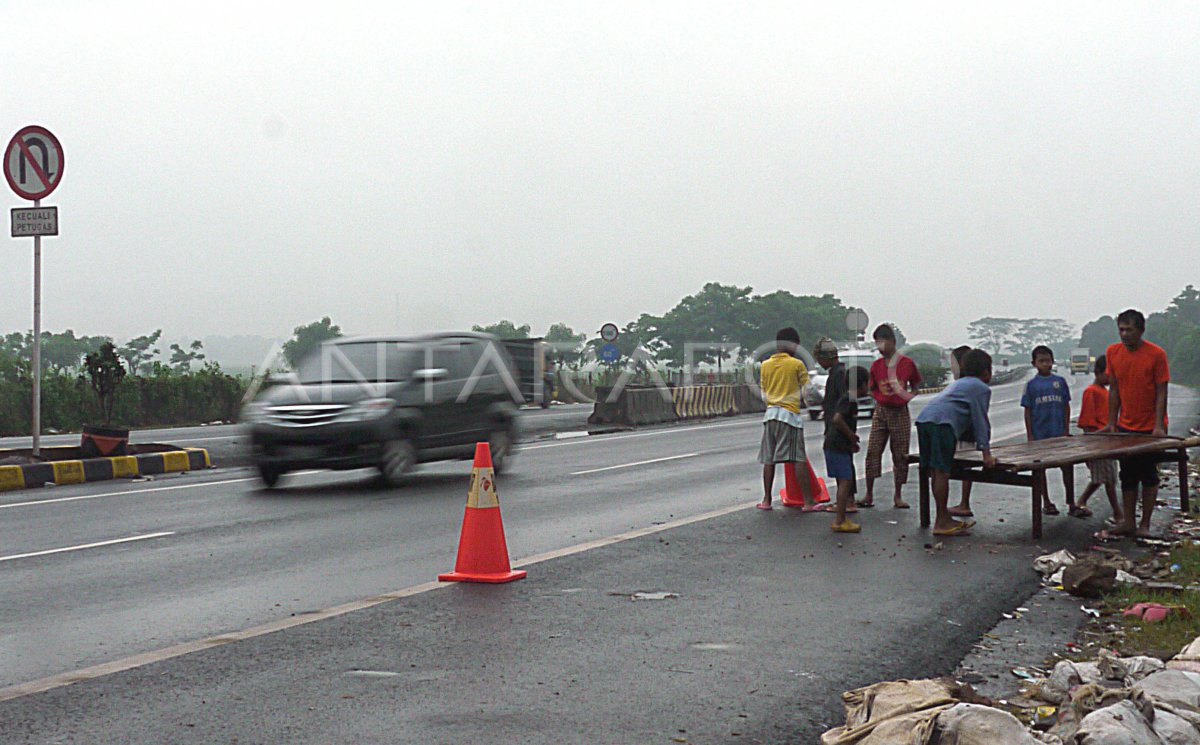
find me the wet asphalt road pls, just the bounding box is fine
[1,374,1196,743]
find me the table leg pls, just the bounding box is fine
[1064,465,1075,506]
[1032,469,1046,540]
[1181,453,1191,514]
[919,465,930,528]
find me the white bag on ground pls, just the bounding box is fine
[1099,649,1166,686]
[1170,637,1200,674]
[1136,671,1200,713]
[1034,550,1076,577]
[1074,700,1163,744]
[934,703,1062,744]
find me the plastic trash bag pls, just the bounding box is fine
[1171,637,1200,674]
[1034,550,1076,577]
[933,703,1063,744]
[820,679,959,745]
[1136,671,1200,713]
[1074,700,1163,744]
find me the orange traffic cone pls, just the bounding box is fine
[438,443,526,584]
[780,461,831,507]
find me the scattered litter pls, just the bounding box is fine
[1033,550,1076,577]
[947,619,963,627]
[1081,606,1101,618]
[1121,603,1191,623]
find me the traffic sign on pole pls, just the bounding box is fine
[600,323,620,343]
[5,126,64,200]
[6,125,64,458]
[845,309,869,334]
[600,343,621,363]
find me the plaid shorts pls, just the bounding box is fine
[865,404,911,482]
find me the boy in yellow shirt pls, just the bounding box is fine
[758,327,815,510]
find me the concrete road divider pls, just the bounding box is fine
[0,448,211,492]
[589,384,764,427]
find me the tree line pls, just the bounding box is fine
[964,285,1199,384]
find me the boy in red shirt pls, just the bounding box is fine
[1101,309,1170,539]
[860,324,922,509]
[1076,355,1123,523]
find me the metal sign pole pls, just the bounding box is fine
[31,197,42,456]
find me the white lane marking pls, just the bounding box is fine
[0,532,175,563]
[0,470,334,512]
[522,418,760,451]
[571,452,699,476]
[157,435,239,444]
[0,478,257,511]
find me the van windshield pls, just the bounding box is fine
[294,342,422,384]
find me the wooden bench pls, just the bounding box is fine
[904,434,1200,539]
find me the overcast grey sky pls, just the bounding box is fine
[2,1,1197,347]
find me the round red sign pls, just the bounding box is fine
[5,126,65,201]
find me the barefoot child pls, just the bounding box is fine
[757,327,813,510]
[1020,346,1075,515]
[1076,354,1123,524]
[915,349,998,537]
[826,366,869,533]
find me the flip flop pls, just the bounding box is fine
[756,503,773,511]
[855,500,875,508]
[893,502,911,510]
[800,504,824,512]
[933,522,973,537]
[949,508,974,517]
[1042,504,1061,516]
[1069,506,1093,519]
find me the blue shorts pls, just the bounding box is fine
[824,449,856,482]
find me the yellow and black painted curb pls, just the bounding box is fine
[0,448,211,492]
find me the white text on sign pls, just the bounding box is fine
[11,207,58,238]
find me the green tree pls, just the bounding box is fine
[118,329,162,376]
[472,320,531,340]
[1008,318,1075,355]
[967,317,1019,354]
[1079,315,1119,353]
[169,340,206,372]
[39,330,109,372]
[282,317,343,367]
[544,323,586,366]
[82,341,126,424]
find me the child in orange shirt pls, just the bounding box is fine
[1077,355,1123,523]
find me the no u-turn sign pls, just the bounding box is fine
[5,125,64,200]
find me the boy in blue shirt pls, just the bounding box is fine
[915,349,998,537]
[1020,346,1075,516]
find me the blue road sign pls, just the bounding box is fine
[600,343,620,363]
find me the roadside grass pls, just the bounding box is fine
[1099,542,1200,659]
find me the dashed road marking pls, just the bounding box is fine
[571,452,699,476]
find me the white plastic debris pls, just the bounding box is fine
[1034,550,1077,577]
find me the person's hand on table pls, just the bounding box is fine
[982,452,998,469]
[1153,426,1168,437]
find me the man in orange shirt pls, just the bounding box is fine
[1101,309,1170,538]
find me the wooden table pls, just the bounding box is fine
[905,434,1200,539]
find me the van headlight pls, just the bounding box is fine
[340,398,396,422]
